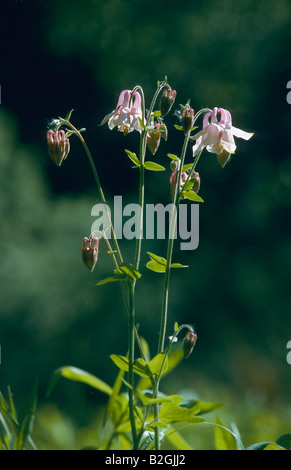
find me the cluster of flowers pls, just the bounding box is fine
[47,87,252,273]
[46,86,253,359]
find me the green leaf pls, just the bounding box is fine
[115,262,141,280]
[65,109,74,121]
[159,397,204,425]
[96,273,127,285]
[110,353,167,379]
[97,263,141,285]
[182,180,193,192]
[148,353,168,376]
[16,378,38,450]
[183,190,204,202]
[167,153,179,161]
[174,124,183,131]
[180,399,222,415]
[46,366,112,397]
[182,163,193,172]
[276,434,291,450]
[165,425,194,450]
[245,441,271,450]
[110,355,150,377]
[144,161,165,171]
[264,442,286,450]
[125,149,140,167]
[170,263,189,269]
[136,390,174,406]
[146,252,167,273]
[146,260,167,273]
[214,417,237,450]
[147,252,167,265]
[138,117,146,130]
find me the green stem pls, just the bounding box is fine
[126,82,169,450]
[128,279,138,449]
[61,120,124,266]
[158,132,190,354]
[153,131,190,451]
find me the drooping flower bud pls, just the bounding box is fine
[160,88,177,116]
[181,107,194,134]
[82,237,99,272]
[170,170,187,200]
[190,171,200,193]
[183,330,197,359]
[47,130,70,166]
[147,123,162,155]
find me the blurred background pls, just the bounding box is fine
[0,0,290,449]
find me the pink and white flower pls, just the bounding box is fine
[192,107,253,167]
[101,89,143,135]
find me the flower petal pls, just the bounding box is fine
[231,126,254,140]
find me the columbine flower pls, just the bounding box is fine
[192,107,253,167]
[82,237,99,272]
[181,106,194,134]
[47,129,70,166]
[100,89,143,135]
[183,330,197,359]
[147,123,162,155]
[160,88,177,116]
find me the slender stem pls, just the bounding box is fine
[61,120,124,266]
[127,279,138,449]
[158,132,190,354]
[124,82,169,450]
[153,131,190,451]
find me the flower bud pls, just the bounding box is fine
[190,171,200,193]
[170,170,187,200]
[82,237,99,272]
[183,330,197,359]
[160,88,177,116]
[181,107,194,134]
[47,130,70,166]
[147,123,161,155]
[170,159,179,171]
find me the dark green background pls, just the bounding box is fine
[0,0,290,447]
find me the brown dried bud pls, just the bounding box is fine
[181,107,194,134]
[160,89,177,116]
[82,237,99,272]
[183,330,197,359]
[47,130,70,166]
